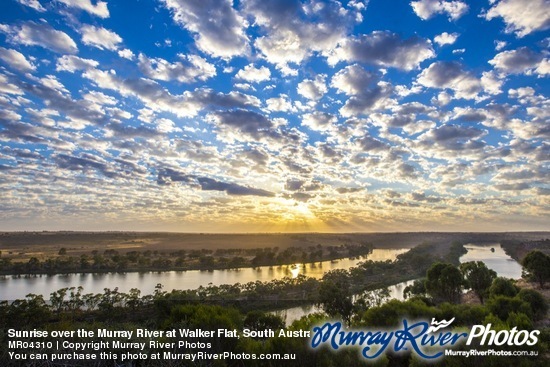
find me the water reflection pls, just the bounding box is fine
[460,243,522,279]
[276,279,417,325]
[0,248,406,300]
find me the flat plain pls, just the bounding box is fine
[1,231,547,261]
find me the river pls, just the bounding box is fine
[459,243,523,279]
[0,248,408,300]
[277,243,523,324]
[0,242,523,321]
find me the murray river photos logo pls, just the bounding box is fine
[310,318,540,360]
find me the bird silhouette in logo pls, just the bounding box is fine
[427,317,455,333]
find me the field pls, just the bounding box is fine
[0,231,547,262]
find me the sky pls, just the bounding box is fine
[0,0,548,233]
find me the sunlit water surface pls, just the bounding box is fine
[0,249,407,300]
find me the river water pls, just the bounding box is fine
[459,243,523,279]
[0,242,522,321]
[277,243,523,324]
[0,248,408,300]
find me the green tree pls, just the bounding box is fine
[318,270,353,325]
[516,288,548,321]
[425,262,463,304]
[403,279,426,299]
[489,277,518,298]
[244,311,285,334]
[522,250,550,288]
[460,261,497,304]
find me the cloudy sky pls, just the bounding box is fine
[0,0,548,233]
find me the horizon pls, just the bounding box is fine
[4,230,550,234]
[1,0,549,233]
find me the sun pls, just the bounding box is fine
[292,202,314,217]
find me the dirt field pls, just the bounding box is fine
[0,231,547,261]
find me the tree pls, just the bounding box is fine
[522,250,550,288]
[318,270,353,325]
[404,279,426,299]
[460,261,497,304]
[425,262,463,304]
[517,288,548,321]
[58,247,67,256]
[489,277,518,298]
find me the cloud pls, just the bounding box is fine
[484,0,550,37]
[160,0,248,58]
[0,21,77,54]
[138,53,216,83]
[80,25,122,51]
[328,31,434,71]
[297,74,327,101]
[82,67,260,117]
[417,124,487,154]
[417,61,481,99]
[302,112,337,133]
[55,153,118,178]
[331,64,377,95]
[0,47,35,72]
[480,71,503,95]
[489,47,545,75]
[434,32,459,46]
[118,49,135,60]
[157,168,275,197]
[339,82,393,117]
[357,135,391,153]
[58,0,109,18]
[266,94,294,112]
[16,0,45,12]
[243,0,359,72]
[235,64,271,83]
[56,55,99,72]
[208,109,281,142]
[411,0,468,21]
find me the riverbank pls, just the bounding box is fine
[1,231,546,276]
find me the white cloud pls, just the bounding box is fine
[56,55,99,73]
[339,82,394,117]
[297,75,327,101]
[495,40,507,51]
[160,0,248,58]
[417,61,481,99]
[535,59,550,76]
[480,71,503,95]
[0,47,36,72]
[434,32,459,46]
[302,112,337,133]
[235,64,271,83]
[331,64,377,95]
[16,0,45,12]
[328,31,434,71]
[58,0,109,18]
[138,53,216,83]
[155,118,180,133]
[484,0,550,37]
[489,47,546,75]
[243,0,358,72]
[411,0,469,21]
[0,21,77,54]
[118,49,135,60]
[266,95,294,112]
[80,25,122,51]
[0,74,24,95]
